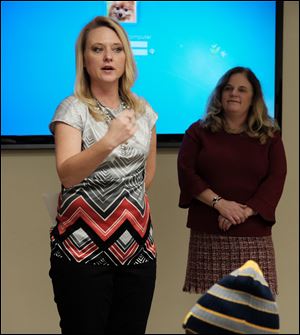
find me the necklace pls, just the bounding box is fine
[94,98,131,156]
[95,98,127,124]
[224,123,246,134]
[226,127,245,134]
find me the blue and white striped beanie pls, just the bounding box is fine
[183,260,279,334]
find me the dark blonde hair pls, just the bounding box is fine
[202,66,280,143]
[74,16,144,120]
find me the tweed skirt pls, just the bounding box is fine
[183,231,278,296]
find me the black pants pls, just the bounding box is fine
[49,256,156,334]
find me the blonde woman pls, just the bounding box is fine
[49,16,157,334]
[178,67,287,297]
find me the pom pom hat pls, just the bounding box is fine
[183,260,279,334]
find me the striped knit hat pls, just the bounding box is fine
[183,260,279,334]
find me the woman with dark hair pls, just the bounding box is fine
[177,66,287,297]
[49,16,157,334]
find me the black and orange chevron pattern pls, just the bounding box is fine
[50,155,156,266]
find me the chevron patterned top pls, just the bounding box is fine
[49,95,158,266]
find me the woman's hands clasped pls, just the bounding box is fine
[214,199,256,232]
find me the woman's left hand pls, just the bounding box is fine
[218,215,233,231]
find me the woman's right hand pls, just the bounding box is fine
[54,109,137,188]
[105,109,137,147]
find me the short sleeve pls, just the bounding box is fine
[49,96,87,134]
[144,102,158,129]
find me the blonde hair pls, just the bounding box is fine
[203,67,280,144]
[74,16,144,120]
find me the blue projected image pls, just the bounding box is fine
[1,1,277,142]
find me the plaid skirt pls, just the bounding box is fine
[183,231,278,296]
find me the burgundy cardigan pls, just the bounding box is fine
[177,121,287,237]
